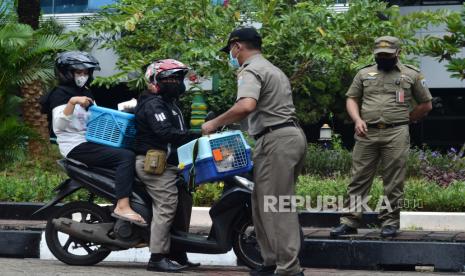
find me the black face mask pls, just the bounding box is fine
[375,57,397,71]
[158,81,186,100]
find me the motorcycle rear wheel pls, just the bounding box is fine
[45,201,112,266]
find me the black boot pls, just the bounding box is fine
[330,224,357,237]
[380,225,397,238]
[169,252,200,267]
[147,255,187,272]
[250,264,276,276]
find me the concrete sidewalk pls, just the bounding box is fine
[0,258,449,276]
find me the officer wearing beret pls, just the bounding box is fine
[202,27,307,276]
[331,36,433,238]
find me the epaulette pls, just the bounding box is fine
[359,63,376,70]
[404,64,420,72]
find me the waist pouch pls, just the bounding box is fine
[144,149,167,175]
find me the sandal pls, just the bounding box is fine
[111,212,148,227]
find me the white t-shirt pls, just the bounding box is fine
[52,104,89,157]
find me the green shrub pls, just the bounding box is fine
[0,145,93,203]
[296,176,465,212]
[302,143,352,177]
[192,182,223,207]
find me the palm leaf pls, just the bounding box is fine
[0,94,22,119]
[15,34,74,86]
[0,23,33,50]
[0,117,35,167]
[28,34,74,59]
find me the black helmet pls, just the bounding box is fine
[55,51,101,85]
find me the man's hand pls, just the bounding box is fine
[410,101,432,123]
[70,96,93,108]
[201,120,218,135]
[354,119,368,137]
[201,97,257,135]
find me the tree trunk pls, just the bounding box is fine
[17,0,41,30]
[17,1,48,157]
[20,80,49,157]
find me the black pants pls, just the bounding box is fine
[67,142,136,199]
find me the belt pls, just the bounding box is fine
[367,121,409,129]
[254,121,298,140]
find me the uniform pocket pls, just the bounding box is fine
[362,79,380,93]
[400,79,413,101]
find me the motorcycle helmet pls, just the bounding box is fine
[145,59,189,95]
[55,51,101,85]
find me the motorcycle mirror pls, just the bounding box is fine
[205,111,216,122]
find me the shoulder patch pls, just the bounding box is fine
[404,64,420,72]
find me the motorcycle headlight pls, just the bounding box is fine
[234,176,254,191]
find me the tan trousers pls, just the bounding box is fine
[252,126,307,275]
[341,125,410,228]
[135,155,178,254]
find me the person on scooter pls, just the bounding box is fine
[41,51,147,226]
[134,59,200,272]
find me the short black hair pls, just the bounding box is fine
[239,40,262,51]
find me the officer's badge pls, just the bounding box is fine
[379,41,391,48]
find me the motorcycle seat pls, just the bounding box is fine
[60,159,145,187]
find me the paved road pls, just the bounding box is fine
[0,258,459,276]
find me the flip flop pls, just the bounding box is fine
[111,212,148,227]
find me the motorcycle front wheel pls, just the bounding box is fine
[232,218,262,269]
[45,201,112,266]
[232,217,305,270]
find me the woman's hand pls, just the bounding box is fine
[70,96,93,108]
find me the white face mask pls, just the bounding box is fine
[75,75,89,87]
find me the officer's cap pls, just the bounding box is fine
[374,36,401,54]
[220,26,262,53]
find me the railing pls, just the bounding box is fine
[42,13,94,30]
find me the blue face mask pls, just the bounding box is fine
[229,50,240,69]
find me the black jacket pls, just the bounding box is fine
[133,92,198,165]
[40,85,94,138]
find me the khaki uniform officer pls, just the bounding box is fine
[202,27,307,276]
[331,36,433,238]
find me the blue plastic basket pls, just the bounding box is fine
[85,105,136,148]
[181,149,253,185]
[178,131,253,185]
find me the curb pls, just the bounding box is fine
[300,239,465,272]
[401,212,465,231]
[0,202,62,220]
[0,230,42,258]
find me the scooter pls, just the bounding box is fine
[33,147,262,269]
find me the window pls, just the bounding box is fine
[387,0,463,5]
[41,0,115,14]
